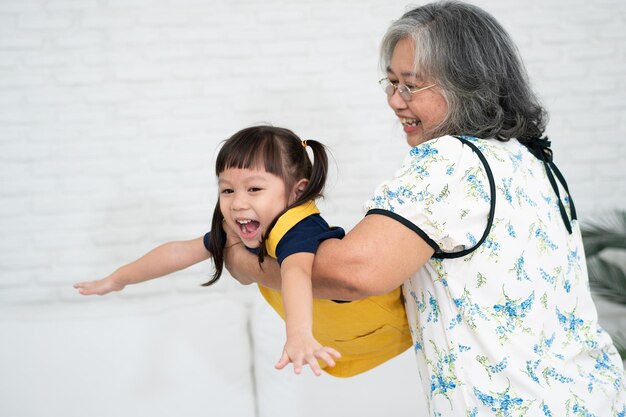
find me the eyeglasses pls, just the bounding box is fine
[378,77,437,102]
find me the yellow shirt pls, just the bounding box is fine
[258,201,412,377]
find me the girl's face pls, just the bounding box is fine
[386,37,448,147]
[218,167,302,248]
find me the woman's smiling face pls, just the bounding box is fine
[386,37,448,147]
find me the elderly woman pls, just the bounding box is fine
[226,1,626,415]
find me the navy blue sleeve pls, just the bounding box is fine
[203,231,212,252]
[275,214,345,265]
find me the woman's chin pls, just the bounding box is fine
[406,132,425,147]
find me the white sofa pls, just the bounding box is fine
[0,291,427,417]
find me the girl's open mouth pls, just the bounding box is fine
[236,219,261,240]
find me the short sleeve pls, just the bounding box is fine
[274,215,345,265]
[364,136,492,256]
[203,231,212,252]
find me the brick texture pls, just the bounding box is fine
[1,0,625,304]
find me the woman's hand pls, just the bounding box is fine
[223,220,282,288]
[275,330,341,376]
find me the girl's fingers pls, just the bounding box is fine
[305,355,322,376]
[275,345,342,375]
[275,350,290,370]
[316,350,337,368]
[325,347,341,359]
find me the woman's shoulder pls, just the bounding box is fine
[413,135,527,165]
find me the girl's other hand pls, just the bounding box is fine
[73,275,125,296]
[275,332,341,376]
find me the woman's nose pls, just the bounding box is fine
[388,88,407,111]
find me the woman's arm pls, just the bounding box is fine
[312,213,434,300]
[226,213,434,300]
[74,237,210,295]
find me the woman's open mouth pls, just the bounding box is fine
[400,117,420,127]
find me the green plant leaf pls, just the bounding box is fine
[587,257,626,305]
[580,210,626,257]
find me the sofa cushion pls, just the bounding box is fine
[0,295,256,417]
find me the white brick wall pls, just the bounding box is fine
[1,0,625,305]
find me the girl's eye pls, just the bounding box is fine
[220,188,233,194]
[249,187,262,192]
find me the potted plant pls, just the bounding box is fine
[580,210,626,359]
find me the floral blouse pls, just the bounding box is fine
[365,135,626,417]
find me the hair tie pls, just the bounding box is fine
[301,140,308,148]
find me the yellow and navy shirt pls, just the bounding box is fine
[204,201,412,377]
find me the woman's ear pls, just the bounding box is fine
[290,178,309,202]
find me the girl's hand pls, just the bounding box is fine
[275,331,341,376]
[73,275,125,296]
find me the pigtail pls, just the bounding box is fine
[298,140,328,204]
[258,139,329,263]
[202,201,226,286]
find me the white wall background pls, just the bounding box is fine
[0,0,625,305]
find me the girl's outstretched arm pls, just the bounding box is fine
[274,252,341,376]
[74,237,210,296]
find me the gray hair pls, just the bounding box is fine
[380,0,547,142]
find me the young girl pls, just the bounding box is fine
[74,125,343,375]
[75,125,412,377]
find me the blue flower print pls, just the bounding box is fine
[555,307,597,349]
[408,288,426,313]
[515,186,538,208]
[428,292,440,323]
[506,221,517,238]
[540,265,562,288]
[467,232,478,247]
[492,290,535,342]
[542,367,573,385]
[473,385,532,417]
[476,355,509,379]
[500,177,513,205]
[410,143,440,160]
[586,349,625,391]
[448,313,462,330]
[529,221,559,254]
[480,221,501,258]
[453,288,490,330]
[539,268,556,285]
[566,394,598,417]
[556,307,584,335]
[566,247,581,275]
[463,167,491,203]
[427,341,461,406]
[541,402,553,417]
[508,150,523,172]
[524,359,541,384]
[510,253,530,281]
[563,279,571,293]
